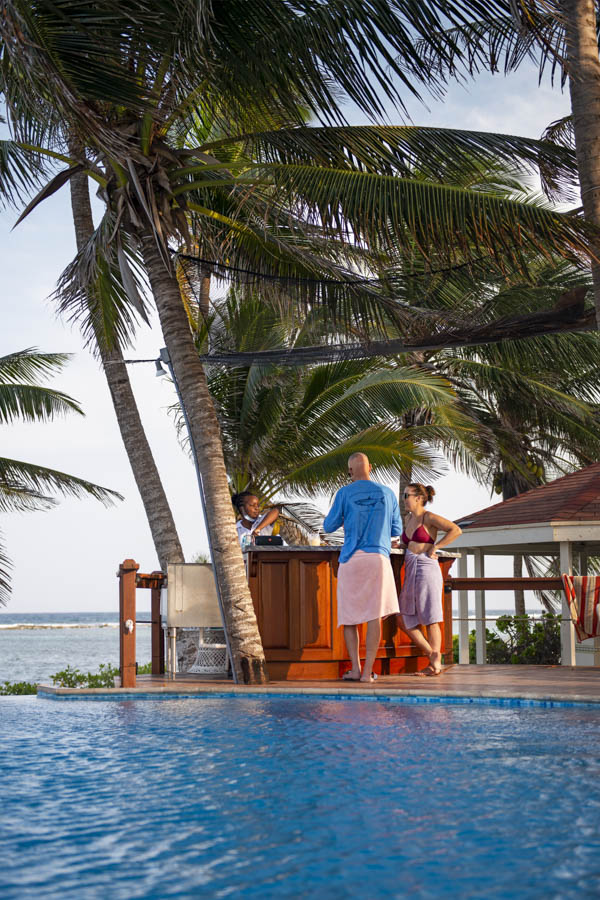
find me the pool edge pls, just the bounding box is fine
[35,682,600,708]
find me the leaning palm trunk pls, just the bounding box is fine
[513,553,526,617]
[562,0,600,328]
[140,234,268,684]
[68,161,184,571]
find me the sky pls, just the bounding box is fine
[0,63,572,612]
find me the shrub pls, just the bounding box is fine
[1,661,153,694]
[0,680,37,695]
[451,614,561,665]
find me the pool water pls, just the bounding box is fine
[2,696,600,899]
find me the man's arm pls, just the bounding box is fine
[390,495,402,538]
[323,490,344,533]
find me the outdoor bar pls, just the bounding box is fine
[245,546,457,679]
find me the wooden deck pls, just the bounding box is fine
[38,665,600,704]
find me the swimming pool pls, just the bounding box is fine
[2,696,600,899]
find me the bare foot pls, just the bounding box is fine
[429,651,442,675]
[359,672,378,683]
[415,665,442,677]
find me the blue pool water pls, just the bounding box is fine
[2,697,600,899]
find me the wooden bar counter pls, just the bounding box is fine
[246,547,458,680]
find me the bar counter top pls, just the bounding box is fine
[245,545,460,557]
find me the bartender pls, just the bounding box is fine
[232,492,280,546]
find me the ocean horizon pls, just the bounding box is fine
[0,606,549,685]
[0,612,152,684]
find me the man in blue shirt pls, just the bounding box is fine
[323,452,401,683]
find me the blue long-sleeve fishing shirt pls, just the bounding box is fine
[323,480,401,563]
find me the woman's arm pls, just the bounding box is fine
[253,507,279,534]
[424,511,462,557]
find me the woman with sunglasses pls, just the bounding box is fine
[398,484,461,676]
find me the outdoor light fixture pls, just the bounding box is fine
[155,358,167,377]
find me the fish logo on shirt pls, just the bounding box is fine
[353,495,384,508]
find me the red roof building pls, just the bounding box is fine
[452,463,600,667]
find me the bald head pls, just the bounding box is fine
[347,452,371,481]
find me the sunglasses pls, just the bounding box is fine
[403,491,418,499]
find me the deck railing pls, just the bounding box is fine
[444,575,575,665]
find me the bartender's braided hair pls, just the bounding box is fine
[231,491,256,515]
[408,483,435,505]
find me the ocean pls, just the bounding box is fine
[0,606,548,685]
[0,612,152,684]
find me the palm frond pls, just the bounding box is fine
[0,139,55,208]
[202,124,580,202]
[410,8,567,87]
[54,214,151,352]
[241,164,594,271]
[0,384,83,424]
[0,457,123,512]
[0,529,12,606]
[0,349,71,384]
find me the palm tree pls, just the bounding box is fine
[67,146,184,572]
[2,0,599,681]
[187,289,477,505]
[0,348,122,605]
[388,252,600,612]
[404,0,600,328]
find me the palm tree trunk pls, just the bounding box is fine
[140,233,268,684]
[562,0,600,328]
[68,158,184,571]
[513,553,526,616]
[199,268,211,320]
[398,465,412,525]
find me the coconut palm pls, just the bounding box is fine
[187,289,478,503]
[2,0,599,682]
[0,348,122,605]
[67,149,184,572]
[376,250,600,611]
[405,0,600,328]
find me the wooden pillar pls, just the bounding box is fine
[474,550,486,665]
[559,541,576,666]
[458,552,470,664]
[150,572,165,675]
[119,559,139,687]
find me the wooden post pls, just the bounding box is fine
[560,541,576,666]
[474,550,486,665]
[150,571,165,675]
[458,552,470,665]
[119,559,139,687]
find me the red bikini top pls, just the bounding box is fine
[401,521,434,545]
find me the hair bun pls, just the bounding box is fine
[425,485,435,502]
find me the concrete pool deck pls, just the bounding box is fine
[37,664,600,704]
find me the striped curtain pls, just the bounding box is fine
[562,575,600,642]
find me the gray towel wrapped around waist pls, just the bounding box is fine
[399,549,443,624]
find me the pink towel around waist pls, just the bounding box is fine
[562,574,600,641]
[336,550,399,626]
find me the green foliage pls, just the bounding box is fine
[495,614,561,665]
[452,613,561,665]
[0,348,123,606]
[1,661,153,694]
[0,679,37,694]
[51,662,120,688]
